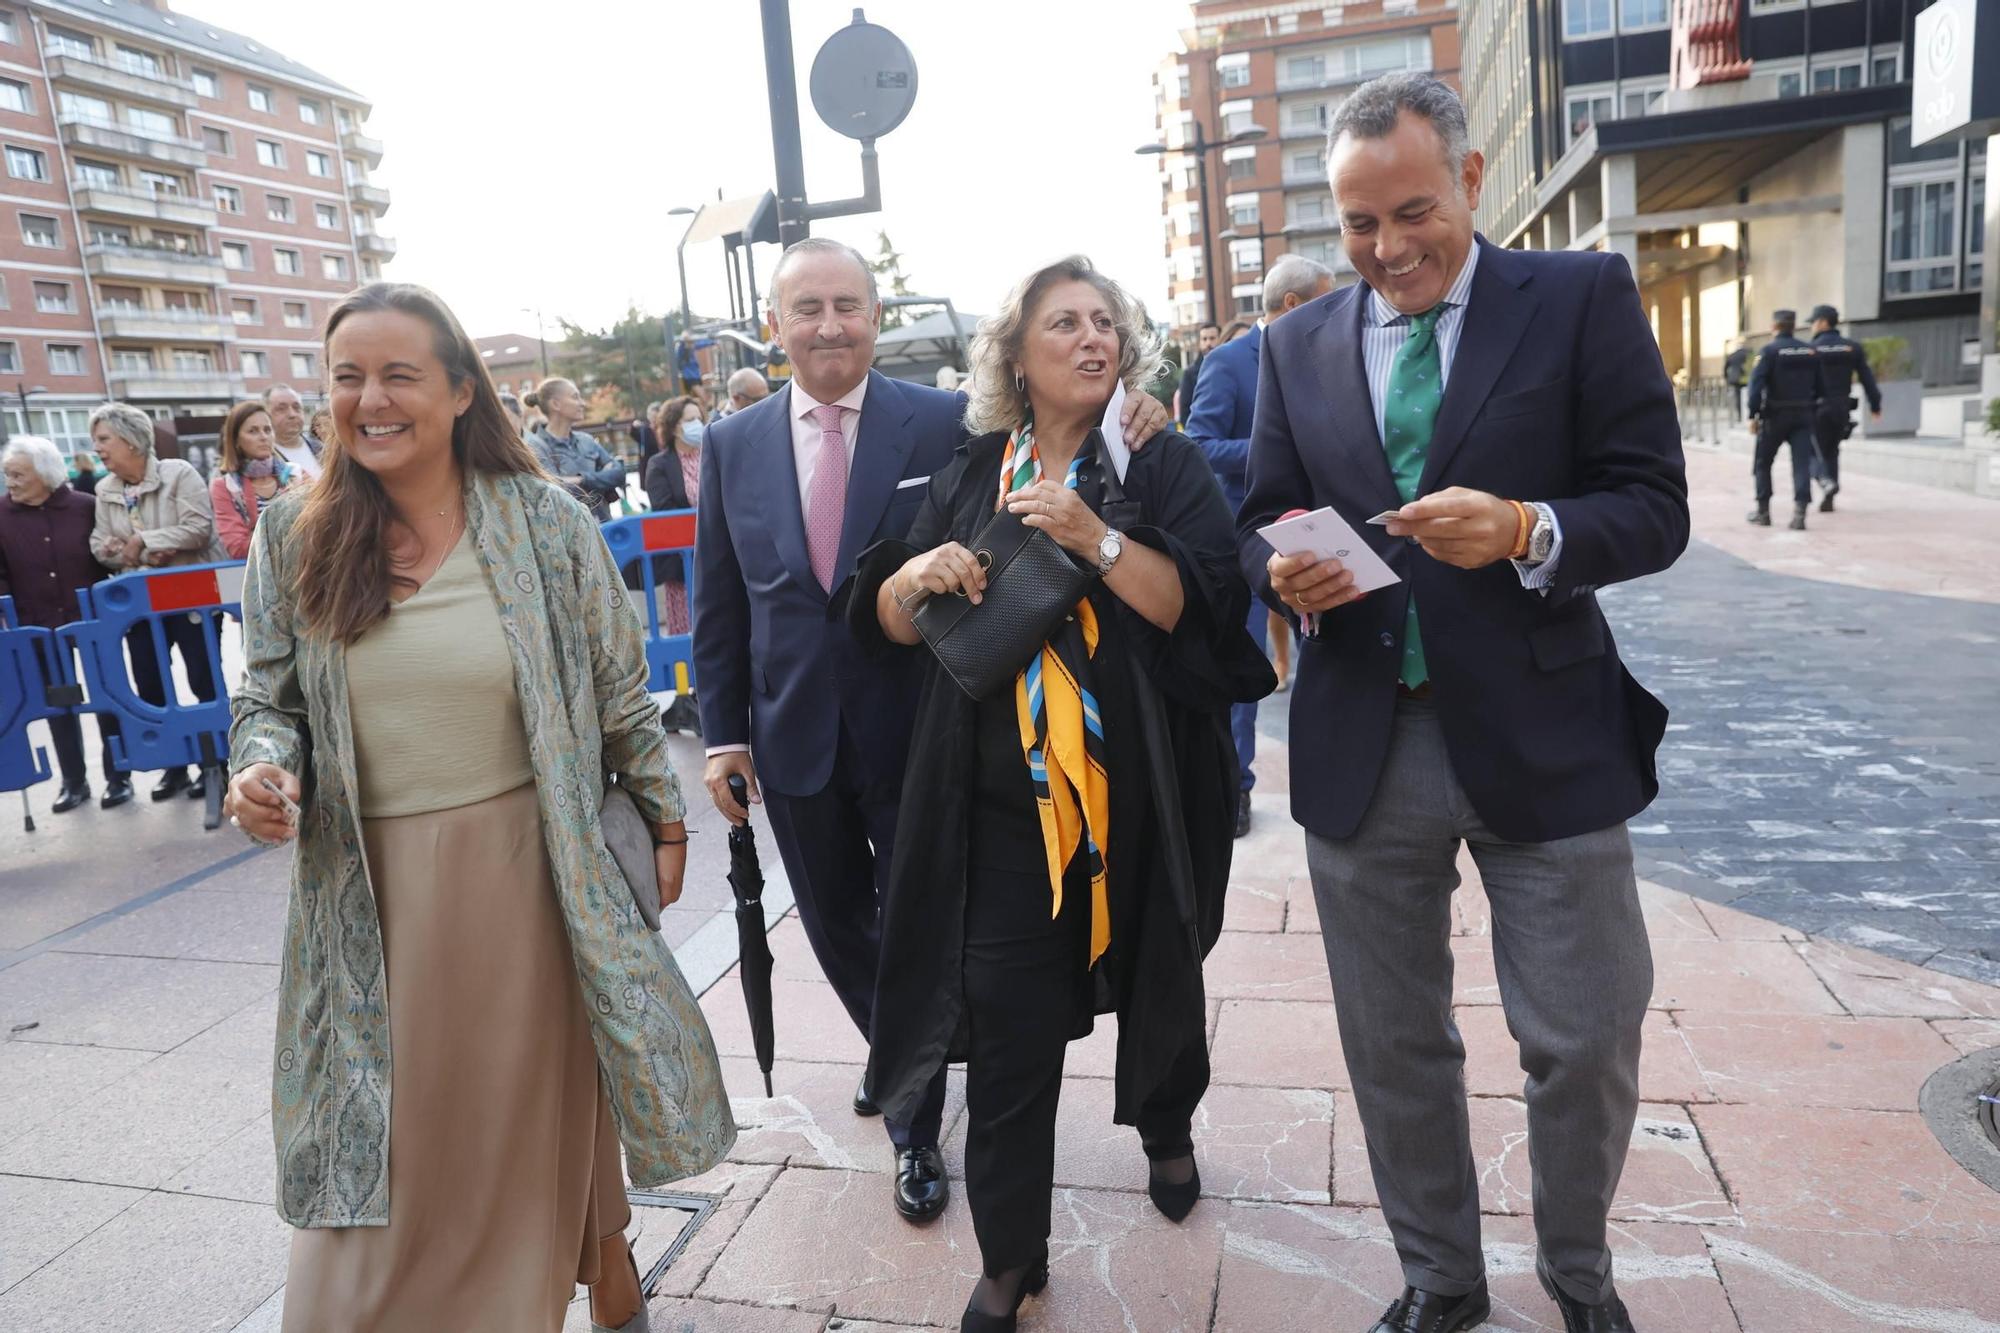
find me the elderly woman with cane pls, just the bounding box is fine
[225,282,733,1333]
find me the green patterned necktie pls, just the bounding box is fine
[1381,307,1442,689]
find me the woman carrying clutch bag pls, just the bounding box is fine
[225,282,734,1333]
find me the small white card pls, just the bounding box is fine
[1366,510,1402,526]
[1099,380,1132,483]
[1255,506,1402,593]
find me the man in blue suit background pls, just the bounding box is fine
[1187,252,1333,837]
[693,238,1166,1223]
[1239,76,1686,1333]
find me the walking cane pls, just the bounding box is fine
[20,789,34,834]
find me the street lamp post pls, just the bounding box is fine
[1135,123,1267,328]
[1218,220,1303,297]
[518,306,550,379]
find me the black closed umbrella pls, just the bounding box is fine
[726,775,776,1097]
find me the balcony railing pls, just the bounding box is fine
[44,46,199,108]
[56,112,205,168]
[105,367,245,401]
[69,179,216,226]
[348,180,391,214]
[95,306,235,341]
[83,241,228,285]
[356,232,397,260]
[341,127,385,164]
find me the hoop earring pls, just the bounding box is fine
[1013,370,1025,394]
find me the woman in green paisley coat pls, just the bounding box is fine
[225,283,734,1333]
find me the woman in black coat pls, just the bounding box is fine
[845,257,1271,1332]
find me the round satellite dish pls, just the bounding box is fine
[809,13,918,141]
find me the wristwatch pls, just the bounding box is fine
[1525,503,1556,564]
[1096,527,1124,577]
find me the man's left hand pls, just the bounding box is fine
[1120,393,1169,449]
[1383,487,1521,570]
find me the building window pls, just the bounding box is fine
[193,68,219,98]
[140,170,182,198]
[1619,0,1669,28]
[290,351,314,377]
[5,145,45,181]
[46,25,94,59]
[315,202,339,229]
[0,77,28,113]
[362,258,380,280]
[1219,55,1251,89]
[256,139,284,168]
[248,85,274,113]
[322,253,347,281]
[299,99,322,126]
[1230,238,1265,274]
[283,300,310,328]
[1235,293,1261,318]
[221,241,251,269]
[1226,156,1256,182]
[241,349,267,377]
[49,344,84,375]
[231,296,259,325]
[1622,84,1667,117]
[1230,202,1259,228]
[0,342,16,375]
[59,91,110,122]
[19,213,57,247]
[73,158,119,188]
[110,348,152,371]
[213,184,242,213]
[87,221,131,247]
[267,193,293,222]
[1285,54,1326,86]
[99,284,141,309]
[1288,148,1322,182]
[115,45,162,77]
[1811,57,1863,94]
[274,247,302,276]
[173,348,214,373]
[306,150,333,178]
[1564,0,1614,38]
[202,126,231,154]
[1872,49,1902,84]
[1886,178,1959,294]
[1289,193,1332,225]
[124,106,176,137]
[0,11,16,46]
[1567,91,1614,146]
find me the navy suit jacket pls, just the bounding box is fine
[1184,324,1261,512]
[693,370,968,798]
[1237,240,1689,844]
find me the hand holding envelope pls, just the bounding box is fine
[1258,506,1401,617]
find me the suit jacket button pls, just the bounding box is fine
[1379,632,1394,648]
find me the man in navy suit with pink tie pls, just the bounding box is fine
[1238,76,1687,1333]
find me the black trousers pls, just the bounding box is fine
[960,859,1210,1276]
[1752,413,1815,507]
[1812,411,1847,491]
[126,613,219,773]
[28,636,125,788]
[762,727,948,1151]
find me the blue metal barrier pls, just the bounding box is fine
[602,511,698,698]
[0,596,68,829]
[61,562,244,830]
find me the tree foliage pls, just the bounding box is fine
[555,305,687,418]
[869,231,916,331]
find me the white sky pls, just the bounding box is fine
[177,0,1196,341]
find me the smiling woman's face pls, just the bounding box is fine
[1017,278,1121,423]
[327,310,471,483]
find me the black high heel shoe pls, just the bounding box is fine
[959,1255,1049,1333]
[1147,1154,1202,1223]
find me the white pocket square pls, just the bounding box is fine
[895,475,930,490]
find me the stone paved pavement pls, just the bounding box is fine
[4,448,2000,1330]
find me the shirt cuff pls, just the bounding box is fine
[1509,502,1563,595]
[704,743,750,758]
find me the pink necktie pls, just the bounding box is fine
[805,403,848,592]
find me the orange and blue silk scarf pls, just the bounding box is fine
[997,418,1111,966]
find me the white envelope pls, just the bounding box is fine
[1099,380,1132,483]
[1255,506,1402,594]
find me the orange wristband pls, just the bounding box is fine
[1506,500,1533,561]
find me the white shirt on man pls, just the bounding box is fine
[274,435,322,480]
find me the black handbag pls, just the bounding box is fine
[911,504,1093,701]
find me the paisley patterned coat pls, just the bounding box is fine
[230,470,736,1228]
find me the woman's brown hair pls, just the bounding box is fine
[657,394,702,449]
[217,401,272,475]
[290,282,548,644]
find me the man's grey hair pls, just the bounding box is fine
[89,402,155,457]
[1325,73,1473,180]
[726,367,768,399]
[1,435,68,489]
[769,237,880,315]
[1263,254,1335,316]
[262,384,304,405]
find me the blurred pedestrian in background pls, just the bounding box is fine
[1746,309,1821,530]
[264,385,325,480]
[498,390,527,439]
[211,401,302,559]
[527,376,626,522]
[1806,304,1880,513]
[0,435,131,811]
[70,451,102,495]
[226,282,732,1333]
[88,401,225,804]
[851,256,1262,1332]
[1187,253,1334,837]
[1173,320,1220,424]
[724,367,770,416]
[644,393,706,635]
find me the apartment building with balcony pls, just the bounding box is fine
[1151,0,1462,333]
[0,0,393,453]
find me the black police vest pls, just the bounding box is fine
[1765,342,1820,413]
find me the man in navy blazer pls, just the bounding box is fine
[1238,77,1685,1333]
[694,238,1166,1224]
[1187,254,1334,836]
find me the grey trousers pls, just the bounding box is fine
[1305,699,1652,1306]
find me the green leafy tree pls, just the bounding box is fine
[869,231,916,331]
[556,305,688,418]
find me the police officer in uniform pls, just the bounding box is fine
[1746,308,1822,530]
[1807,304,1881,512]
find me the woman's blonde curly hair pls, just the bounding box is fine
[963,255,1163,436]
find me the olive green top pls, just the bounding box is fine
[345,535,535,818]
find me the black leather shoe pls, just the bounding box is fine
[959,1254,1049,1333]
[51,784,91,814]
[150,769,191,801]
[853,1077,880,1117]
[893,1146,948,1222]
[100,778,134,809]
[1746,505,1770,526]
[1366,1280,1489,1333]
[1537,1255,1635,1332]
[1789,505,1808,531]
[1819,488,1837,513]
[1233,790,1252,839]
[1147,1156,1201,1223]
[186,770,208,801]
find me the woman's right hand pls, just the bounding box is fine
[897,542,987,607]
[225,763,302,843]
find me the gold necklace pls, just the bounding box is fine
[412,506,463,587]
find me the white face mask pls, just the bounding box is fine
[681,421,706,447]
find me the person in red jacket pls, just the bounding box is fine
[210,400,303,559]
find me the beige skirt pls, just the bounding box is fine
[282,783,631,1333]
